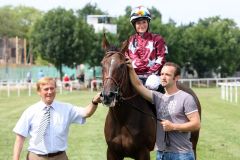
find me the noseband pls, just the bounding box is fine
[103,76,121,101]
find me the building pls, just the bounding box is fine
[87,15,117,34]
[0,37,29,65]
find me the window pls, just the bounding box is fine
[98,17,111,24]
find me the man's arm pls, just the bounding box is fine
[161,111,201,132]
[13,134,25,160]
[126,57,153,103]
[83,92,102,118]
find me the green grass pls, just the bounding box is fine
[0,88,240,160]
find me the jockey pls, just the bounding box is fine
[125,6,168,92]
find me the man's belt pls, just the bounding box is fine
[38,151,65,157]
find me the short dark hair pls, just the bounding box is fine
[163,62,181,77]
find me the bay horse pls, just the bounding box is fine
[101,35,157,160]
[101,34,201,160]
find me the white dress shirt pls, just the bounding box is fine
[13,100,86,154]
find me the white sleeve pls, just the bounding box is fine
[13,110,30,137]
[69,106,86,124]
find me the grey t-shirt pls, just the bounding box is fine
[152,90,198,153]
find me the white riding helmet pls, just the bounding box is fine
[130,6,151,24]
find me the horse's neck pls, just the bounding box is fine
[121,77,136,98]
[108,103,126,124]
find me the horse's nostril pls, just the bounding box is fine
[109,92,115,98]
[101,91,117,105]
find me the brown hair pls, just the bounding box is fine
[163,62,181,77]
[36,77,57,91]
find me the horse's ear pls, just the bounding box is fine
[102,33,110,51]
[120,40,129,54]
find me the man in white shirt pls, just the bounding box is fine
[13,77,101,160]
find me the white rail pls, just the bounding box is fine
[179,77,240,88]
[0,81,78,97]
[217,82,240,103]
[1,77,240,96]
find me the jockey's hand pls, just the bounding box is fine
[125,56,133,69]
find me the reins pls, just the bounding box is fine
[121,99,161,121]
[121,96,170,147]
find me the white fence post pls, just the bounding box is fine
[218,82,240,103]
[17,83,20,96]
[230,85,233,102]
[28,83,31,96]
[235,85,238,103]
[221,85,225,100]
[0,81,1,96]
[226,84,228,101]
[7,82,10,97]
[70,81,73,92]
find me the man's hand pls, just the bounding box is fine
[161,120,175,131]
[125,56,133,69]
[92,92,102,104]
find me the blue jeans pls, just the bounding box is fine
[156,151,195,160]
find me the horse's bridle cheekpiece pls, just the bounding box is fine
[101,51,136,106]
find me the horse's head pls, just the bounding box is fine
[101,34,129,107]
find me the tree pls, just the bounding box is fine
[73,15,96,66]
[75,2,106,69]
[30,8,94,79]
[77,2,106,19]
[116,15,133,42]
[0,5,42,37]
[76,3,113,78]
[28,5,240,78]
[0,6,19,37]
[149,6,162,21]
[158,16,240,77]
[182,17,240,77]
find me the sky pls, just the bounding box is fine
[0,0,239,26]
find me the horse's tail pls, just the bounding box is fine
[177,82,201,118]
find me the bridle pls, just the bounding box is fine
[102,51,137,103]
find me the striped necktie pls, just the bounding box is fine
[35,106,51,145]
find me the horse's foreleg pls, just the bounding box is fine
[107,147,123,160]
